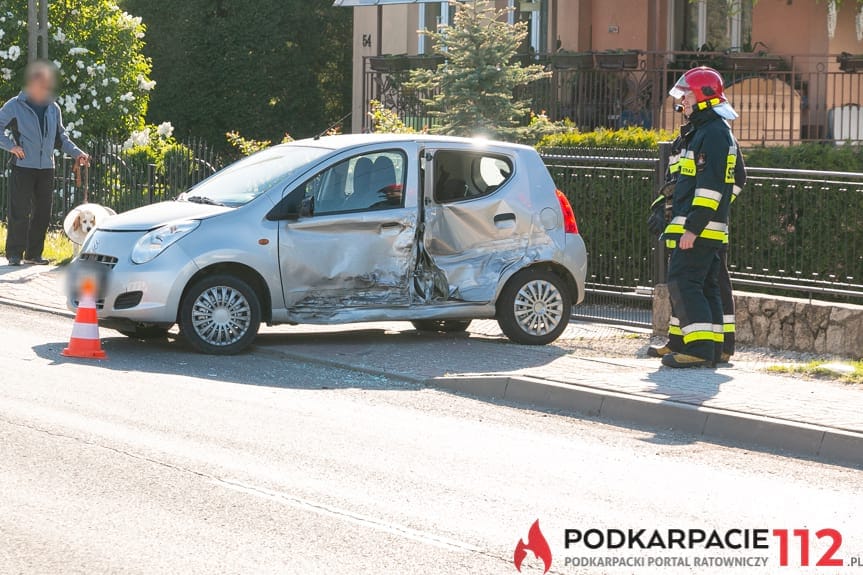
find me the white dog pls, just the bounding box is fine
[64,204,117,254]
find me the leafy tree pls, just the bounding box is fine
[0,0,152,140]
[408,0,549,140]
[369,100,416,134]
[121,0,352,149]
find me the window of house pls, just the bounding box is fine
[517,0,548,54]
[299,151,406,215]
[672,0,753,51]
[419,1,455,54]
[420,1,546,55]
[433,151,514,203]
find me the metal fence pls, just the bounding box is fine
[364,51,863,145]
[3,135,861,327]
[545,147,863,327]
[0,138,225,226]
[543,149,660,328]
[729,166,863,301]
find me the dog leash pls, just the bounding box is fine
[73,157,89,204]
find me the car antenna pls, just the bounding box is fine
[314,112,352,140]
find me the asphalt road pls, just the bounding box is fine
[0,304,861,575]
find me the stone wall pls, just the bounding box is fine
[652,285,863,357]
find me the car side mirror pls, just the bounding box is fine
[266,194,314,221]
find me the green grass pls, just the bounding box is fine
[766,360,863,385]
[0,224,75,264]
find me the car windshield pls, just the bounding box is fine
[177,145,330,207]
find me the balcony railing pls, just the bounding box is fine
[362,51,863,145]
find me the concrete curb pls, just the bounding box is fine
[0,297,73,319]
[432,375,863,468]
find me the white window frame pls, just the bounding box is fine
[728,0,743,49]
[418,7,427,54]
[530,12,541,53]
[439,0,450,26]
[671,0,747,51]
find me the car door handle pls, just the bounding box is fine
[380,221,405,235]
[494,213,516,224]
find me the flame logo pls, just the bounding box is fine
[514,520,552,574]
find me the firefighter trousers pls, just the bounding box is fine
[667,244,734,357]
[717,244,735,355]
[666,242,723,362]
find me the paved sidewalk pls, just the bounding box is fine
[2,262,862,447]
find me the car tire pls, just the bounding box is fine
[179,274,261,355]
[411,319,472,333]
[117,325,171,340]
[496,268,571,345]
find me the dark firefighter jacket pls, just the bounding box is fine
[661,108,746,248]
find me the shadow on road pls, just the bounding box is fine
[31,323,779,461]
[30,324,569,393]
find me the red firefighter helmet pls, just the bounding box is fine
[669,66,738,119]
[669,66,727,106]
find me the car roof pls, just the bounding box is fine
[285,133,534,153]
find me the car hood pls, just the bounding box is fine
[97,201,233,232]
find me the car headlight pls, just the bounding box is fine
[131,220,200,264]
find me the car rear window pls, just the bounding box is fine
[433,151,513,203]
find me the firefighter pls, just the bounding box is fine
[648,82,747,363]
[657,67,741,368]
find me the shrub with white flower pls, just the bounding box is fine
[156,121,173,139]
[0,0,153,141]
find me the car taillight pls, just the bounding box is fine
[555,189,579,234]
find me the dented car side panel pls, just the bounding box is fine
[278,142,421,322]
[421,145,566,304]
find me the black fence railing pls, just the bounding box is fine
[3,136,860,327]
[0,138,226,226]
[364,51,863,145]
[543,149,660,327]
[729,166,863,301]
[544,148,863,327]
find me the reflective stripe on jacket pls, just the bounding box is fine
[662,109,741,248]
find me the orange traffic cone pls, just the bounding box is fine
[62,277,107,359]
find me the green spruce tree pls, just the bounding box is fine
[408,0,549,140]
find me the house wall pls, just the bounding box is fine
[347,0,863,135]
[556,0,592,51]
[588,1,650,51]
[751,0,829,58]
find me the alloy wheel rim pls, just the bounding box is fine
[513,279,564,336]
[191,286,251,346]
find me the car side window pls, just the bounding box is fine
[433,151,513,204]
[299,150,406,215]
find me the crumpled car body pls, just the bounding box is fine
[70,134,587,354]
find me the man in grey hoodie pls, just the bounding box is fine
[0,60,89,266]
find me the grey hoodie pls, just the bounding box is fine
[0,91,84,170]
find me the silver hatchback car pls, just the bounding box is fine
[72,134,587,354]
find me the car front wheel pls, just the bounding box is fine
[179,274,261,355]
[497,268,571,345]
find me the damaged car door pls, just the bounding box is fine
[277,147,417,320]
[421,146,527,303]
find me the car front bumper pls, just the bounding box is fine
[67,229,199,325]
